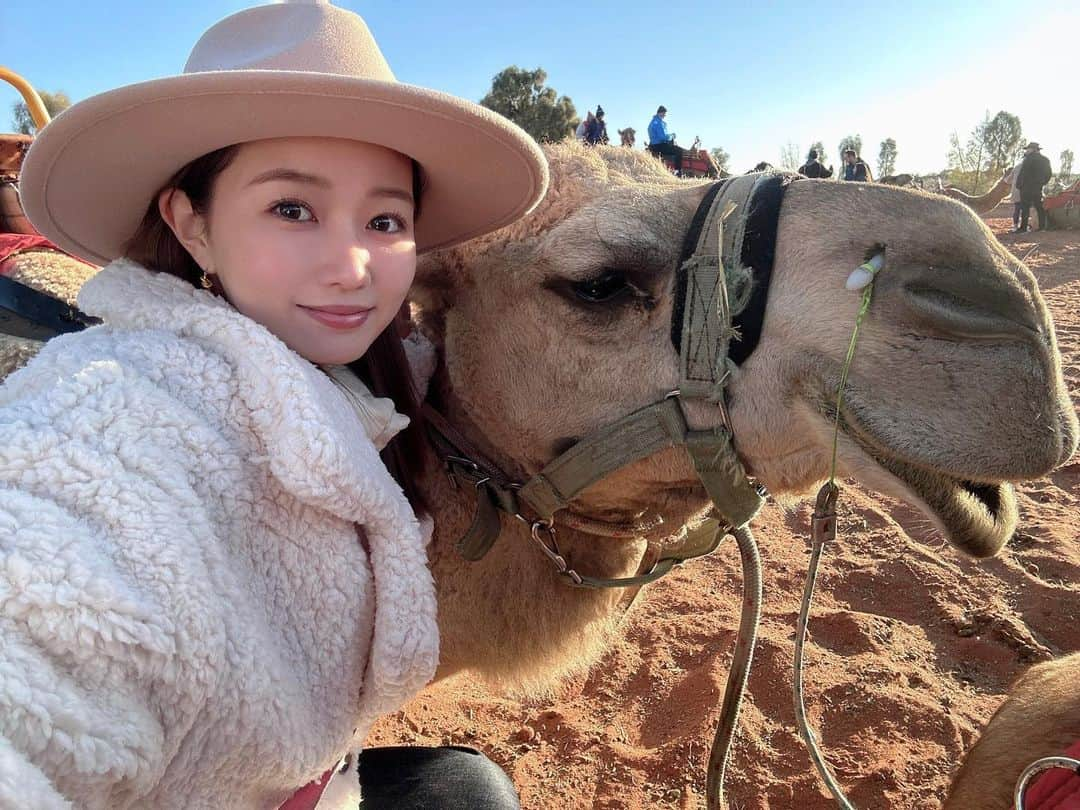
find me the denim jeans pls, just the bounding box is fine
[357,746,521,809]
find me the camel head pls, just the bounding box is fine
[0,134,32,177]
[617,127,635,148]
[415,141,1076,579]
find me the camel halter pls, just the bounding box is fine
[428,173,797,587]
[426,172,800,807]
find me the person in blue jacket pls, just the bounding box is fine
[647,105,685,175]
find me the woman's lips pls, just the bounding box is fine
[300,304,373,330]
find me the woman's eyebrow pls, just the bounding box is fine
[246,168,332,188]
[368,187,414,205]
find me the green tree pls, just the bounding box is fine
[709,147,731,175]
[11,90,71,134]
[946,128,988,193]
[838,134,862,164]
[1059,149,1074,182]
[978,110,1024,174]
[479,66,577,144]
[877,138,898,178]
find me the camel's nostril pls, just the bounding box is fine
[901,283,1040,340]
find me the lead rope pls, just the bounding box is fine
[705,524,763,809]
[792,253,883,810]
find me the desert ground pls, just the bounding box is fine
[368,207,1080,810]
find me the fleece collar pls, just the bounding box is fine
[77,260,438,725]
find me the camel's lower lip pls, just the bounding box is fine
[861,440,1018,558]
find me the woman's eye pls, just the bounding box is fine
[369,214,407,233]
[572,271,631,304]
[273,201,314,222]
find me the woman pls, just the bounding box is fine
[1,1,547,807]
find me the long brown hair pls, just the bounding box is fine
[124,144,428,511]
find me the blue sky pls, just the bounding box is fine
[3,1,1078,174]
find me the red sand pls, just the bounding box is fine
[369,212,1080,810]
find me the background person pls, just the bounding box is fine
[1015,141,1053,232]
[798,148,834,178]
[841,148,872,181]
[647,105,685,175]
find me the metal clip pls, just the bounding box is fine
[529,520,583,586]
[812,482,839,545]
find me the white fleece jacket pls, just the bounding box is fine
[0,261,439,809]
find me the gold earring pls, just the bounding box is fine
[200,270,213,290]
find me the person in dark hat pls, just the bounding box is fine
[1014,141,1053,232]
[646,105,685,175]
[585,105,609,146]
[798,148,834,179]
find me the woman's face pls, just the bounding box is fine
[163,137,416,365]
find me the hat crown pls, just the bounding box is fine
[184,0,395,81]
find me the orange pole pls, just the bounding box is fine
[0,67,51,131]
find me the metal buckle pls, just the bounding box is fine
[444,455,484,490]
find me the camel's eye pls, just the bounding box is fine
[572,270,631,304]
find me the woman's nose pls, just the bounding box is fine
[334,244,372,288]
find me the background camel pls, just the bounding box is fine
[941,167,1015,214]
[0,142,1076,806]
[877,172,915,187]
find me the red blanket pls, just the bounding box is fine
[1026,740,1080,809]
[0,233,93,278]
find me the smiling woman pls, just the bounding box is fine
[128,137,418,367]
[0,1,546,808]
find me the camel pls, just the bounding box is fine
[941,167,1015,214]
[618,127,635,148]
[0,142,1076,805]
[878,172,915,186]
[945,652,1080,809]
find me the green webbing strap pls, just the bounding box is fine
[517,397,688,520]
[685,428,766,530]
[567,515,727,589]
[679,184,732,398]
[456,484,503,561]
[678,174,760,399]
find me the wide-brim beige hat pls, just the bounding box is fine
[20,0,548,262]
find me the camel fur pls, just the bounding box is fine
[945,652,1080,809]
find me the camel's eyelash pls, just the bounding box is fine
[548,268,657,313]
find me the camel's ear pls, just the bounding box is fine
[412,245,470,316]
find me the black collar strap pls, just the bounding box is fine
[728,172,796,365]
[670,172,797,368]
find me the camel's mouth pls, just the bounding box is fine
[828,405,1018,557]
[868,451,1018,557]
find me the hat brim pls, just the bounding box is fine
[20,71,549,262]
